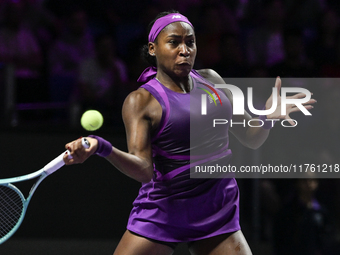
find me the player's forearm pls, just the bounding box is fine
[105,147,154,183]
[231,114,271,149]
[87,135,153,183]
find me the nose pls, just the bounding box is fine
[179,44,190,57]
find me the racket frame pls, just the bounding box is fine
[0,138,90,244]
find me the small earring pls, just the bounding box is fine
[151,53,155,56]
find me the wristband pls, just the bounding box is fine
[88,135,112,157]
[259,106,277,129]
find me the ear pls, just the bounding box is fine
[148,42,156,56]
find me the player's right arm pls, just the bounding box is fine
[104,88,160,182]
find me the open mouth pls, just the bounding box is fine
[177,62,191,66]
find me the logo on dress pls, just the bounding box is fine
[198,84,223,115]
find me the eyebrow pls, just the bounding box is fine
[166,34,194,38]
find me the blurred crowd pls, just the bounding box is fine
[0,0,340,254]
[1,0,340,115]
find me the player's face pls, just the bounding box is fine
[150,22,197,78]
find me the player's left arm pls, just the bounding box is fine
[196,69,316,149]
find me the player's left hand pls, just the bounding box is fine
[264,77,316,125]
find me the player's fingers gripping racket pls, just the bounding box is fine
[0,138,90,244]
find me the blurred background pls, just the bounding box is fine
[0,0,339,254]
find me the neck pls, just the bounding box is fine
[156,71,192,93]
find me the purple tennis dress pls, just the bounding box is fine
[127,70,240,242]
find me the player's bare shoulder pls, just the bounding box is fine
[122,87,162,126]
[196,69,225,84]
[196,69,233,102]
[123,88,152,111]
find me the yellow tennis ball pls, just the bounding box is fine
[81,110,104,131]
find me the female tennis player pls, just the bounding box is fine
[64,11,315,255]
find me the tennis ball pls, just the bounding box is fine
[81,110,104,131]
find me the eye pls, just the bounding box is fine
[168,40,178,45]
[186,40,195,46]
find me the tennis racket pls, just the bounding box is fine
[0,137,90,244]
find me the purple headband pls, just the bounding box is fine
[137,13,193,83]
[148,13,193,42]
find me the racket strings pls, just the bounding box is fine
[0,186,24,238]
